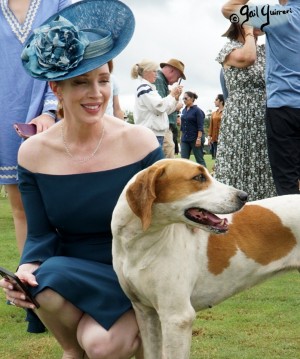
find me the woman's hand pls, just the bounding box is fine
[195,138,201,147]
[170,85,183,100]
[0,263,40,309]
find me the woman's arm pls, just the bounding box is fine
[222,0,249,19]
[224,26,256,68]
[18,165,60,265]
[137,84,178,115]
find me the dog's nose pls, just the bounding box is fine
[238,191,248,203]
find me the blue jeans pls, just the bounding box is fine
[211,141,218,159]
[181,134,206,167]
[156,136,164,147]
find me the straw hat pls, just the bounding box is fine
[21,0,135,81]
[160,58,186,80]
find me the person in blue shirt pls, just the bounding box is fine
[0,0,71,255]
[222,0,300,195]
[180,91,206,167]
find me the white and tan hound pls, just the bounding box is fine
[112,159,300,359]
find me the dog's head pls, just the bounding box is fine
[126,159,247,233]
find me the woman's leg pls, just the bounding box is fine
[192,137,206,167]
[214,142,218,159]
[180,141,191,159]
[36,289,142,359]
[5,184,27,254]
[77,309,142,359]
[35,289,85,359]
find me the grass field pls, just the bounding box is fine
[0,156,299,358]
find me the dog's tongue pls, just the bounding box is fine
[184,208,228,231]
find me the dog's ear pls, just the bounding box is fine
[126,164,165,231]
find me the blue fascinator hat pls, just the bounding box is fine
[21,0,135,81]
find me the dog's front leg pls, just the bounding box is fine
[160,305,195,359]
[133,303,163,359]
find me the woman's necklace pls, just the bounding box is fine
[61,121,105,164]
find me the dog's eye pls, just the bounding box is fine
[193,174,206,182]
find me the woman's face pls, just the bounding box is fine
[143,69,158,83]
[51,64,111,124]
[183,93,193,107]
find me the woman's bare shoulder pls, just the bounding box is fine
[121,121,158,147]
[18,125,59,171]
[109,119,159,159]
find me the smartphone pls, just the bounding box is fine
[178,78,182,85]
[0,266,40,308]
[13,123,37,139]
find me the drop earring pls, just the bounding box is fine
[57,99,64,119]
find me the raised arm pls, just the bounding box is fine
[222,0,249,19]
[223,25,256,68]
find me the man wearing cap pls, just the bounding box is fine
[155,59,185,158]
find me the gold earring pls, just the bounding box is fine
[57,100,63,111]
[57,100,64,120]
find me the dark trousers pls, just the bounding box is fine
[211,141,218,159]
[170,123,179,154]
[181,134,207,167]
[266,107,300,195]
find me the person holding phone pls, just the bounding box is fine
[131,59,182,146]
[155,58,185,158]
[0,1,163,358]
[0,0,71,254]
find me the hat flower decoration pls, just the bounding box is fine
[22,17,92,79]
[21,0,135,81]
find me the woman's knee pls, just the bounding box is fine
[82,334,139,359]
[78,313,140,359]
[36,288,66,311]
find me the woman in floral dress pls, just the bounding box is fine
[215,23,276,201]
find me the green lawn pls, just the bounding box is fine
[177,153,215,172]
[1,165,300,358]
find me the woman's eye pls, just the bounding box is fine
[74,80,86,85]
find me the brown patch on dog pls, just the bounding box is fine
[208,205,297,275]
[126,164,165,230]
[154,160,211,203]
[126,159,211,230]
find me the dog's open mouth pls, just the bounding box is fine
[184,208,228,233]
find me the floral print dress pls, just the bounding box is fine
[215,40,276,201]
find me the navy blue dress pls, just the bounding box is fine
[18,147,163,332]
